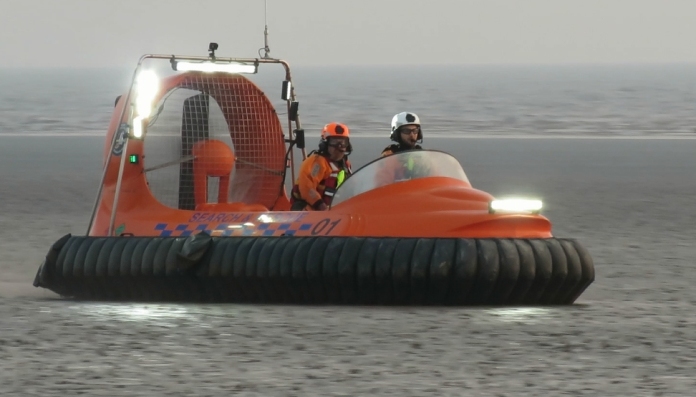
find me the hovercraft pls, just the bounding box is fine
[33,44,594,305]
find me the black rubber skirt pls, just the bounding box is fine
[33,233,594,305]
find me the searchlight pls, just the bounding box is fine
[489,199,543,214]
[171,60,258,74]
[130,70,159,139]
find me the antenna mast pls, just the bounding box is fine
[261,0,271,59]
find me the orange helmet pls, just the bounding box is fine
[321,122,350,140]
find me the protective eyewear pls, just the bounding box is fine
[400,127,420,135]
[328,140,350,149]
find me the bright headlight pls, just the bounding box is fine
[489,199,543,214]
[174,61,257,74]
[132,116,145,138]
[135,70,159,118]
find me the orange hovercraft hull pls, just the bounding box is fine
[33,50,594,305]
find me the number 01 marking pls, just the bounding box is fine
[311,218,342,235]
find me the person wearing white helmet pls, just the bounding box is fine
[380,112,424,157]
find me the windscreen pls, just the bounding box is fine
[331,150,470,207]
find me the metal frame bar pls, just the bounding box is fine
[86,53,304,236]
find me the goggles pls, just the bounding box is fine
[400,127,420,135]
[328,139,350,149]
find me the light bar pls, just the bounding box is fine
[489,199,543,214]
[174,61,257,74]
[132,115,145,138]
[135,70,159,118]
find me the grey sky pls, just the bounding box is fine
[1,0,695,68]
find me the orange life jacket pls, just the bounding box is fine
[291,154,352,209]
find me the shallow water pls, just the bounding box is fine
[2,298,694,396]
[2,61,696,396]
[1,135,695,395]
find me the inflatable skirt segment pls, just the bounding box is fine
[34,233,594,305]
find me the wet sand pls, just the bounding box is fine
[1,135,695,396]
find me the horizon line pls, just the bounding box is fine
[2,60,696,71]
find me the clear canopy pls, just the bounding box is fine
[331,150,470,207]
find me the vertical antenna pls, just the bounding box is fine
[262,0,271,59]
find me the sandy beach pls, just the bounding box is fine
[1,135,695,396]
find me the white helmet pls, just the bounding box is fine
[390,112,422,142]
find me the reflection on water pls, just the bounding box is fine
[58,303,246,327]
[485,307,553,323]
[50,301,561,327]
[68,303,192,324]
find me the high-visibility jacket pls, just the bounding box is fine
[375,147,435,188]
[291,153,352,210]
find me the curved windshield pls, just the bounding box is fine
[331,150,470,207]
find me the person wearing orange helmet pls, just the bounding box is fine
[290,122,353,211]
